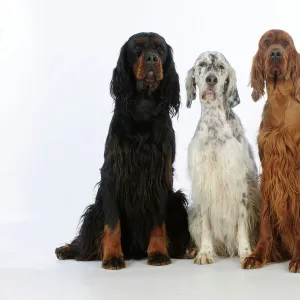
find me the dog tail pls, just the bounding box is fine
[55,203,105,261]
[55,238,79,260]
[166,190,192,258]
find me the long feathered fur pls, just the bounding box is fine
[242,29,300,273]
[186,51,260,265]
[55,32,191,268]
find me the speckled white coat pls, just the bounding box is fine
[186,52,260,264]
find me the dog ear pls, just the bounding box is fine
[110,42,133,100]
[225,68,240,109]
[250,49,265,101]
[290,51,300,102]
[185,67,196,108]
[160,45,180,117]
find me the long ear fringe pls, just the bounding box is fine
[185,67,196,108]
[110,42,133,101]
[160,45,181,117]
[290,51,300,101]
[250,50,265,101]
[226,68,240,109]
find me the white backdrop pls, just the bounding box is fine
[1,0,300,293]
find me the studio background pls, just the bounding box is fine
[1,1,300,299]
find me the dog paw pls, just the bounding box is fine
[184,247,198,259]
[102,256,126,270]
[194,252,214,265]
[239,249,252,262]
[241,255,264,269]
[147,252,171,266]
[289,259,300,273]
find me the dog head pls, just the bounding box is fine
[110,32,180,121]
[186,51,240,110]
[250,29,300,101]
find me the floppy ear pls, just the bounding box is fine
[160,45,180,117]
[225,67,240,109]
[185,67,196,108]
[290,51,300,102]
[110,42,133,100]
[250,49,265,101]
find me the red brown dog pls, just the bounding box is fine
[242,29,300,273]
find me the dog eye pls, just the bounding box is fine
[219,65,224,70]
[157,46,163,53]
[199,62,206,67]
[264,39,271,46]
[135,45,141,52]
[283,41,289,47]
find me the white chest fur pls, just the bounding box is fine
[188,105,260,263]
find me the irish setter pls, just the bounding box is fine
[242,29,300,272]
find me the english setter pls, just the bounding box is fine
[186,51,260,265]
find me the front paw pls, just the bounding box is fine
[241,255,265,269]
[239,249,252,263]
[289,259,300,273]
[184,247,197,259]
[194,252,214,265]
[147,252,171,266]
[102,256,126,270]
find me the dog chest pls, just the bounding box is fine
[188,119,251,205]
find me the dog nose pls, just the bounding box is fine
[269,49,282,60]
[206,75,218,86]
[145,52,159,63]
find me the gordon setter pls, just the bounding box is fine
[55,32,192,270]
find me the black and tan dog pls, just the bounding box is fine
[55,32,192,270]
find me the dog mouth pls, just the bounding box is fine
[145,70,156,88]
[202,89,216,100]
[269,62,285,78]
[270,67,282,77]
[136,70,160,93]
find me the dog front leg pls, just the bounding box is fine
[241,201,272,270]
[289,238,300,273]
[101,185,125,270]
[193,209,214,265]
[237,200,252,264]
[147,223,171,266]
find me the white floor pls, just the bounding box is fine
[1,219,300,300]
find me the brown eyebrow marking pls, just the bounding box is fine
[135,39,145,45]
[154,39,161,45]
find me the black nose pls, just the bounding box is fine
[145,52,159,63]
[206,75,218,86]
[269,49,282,60]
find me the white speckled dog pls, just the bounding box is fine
[186,51,260,265]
